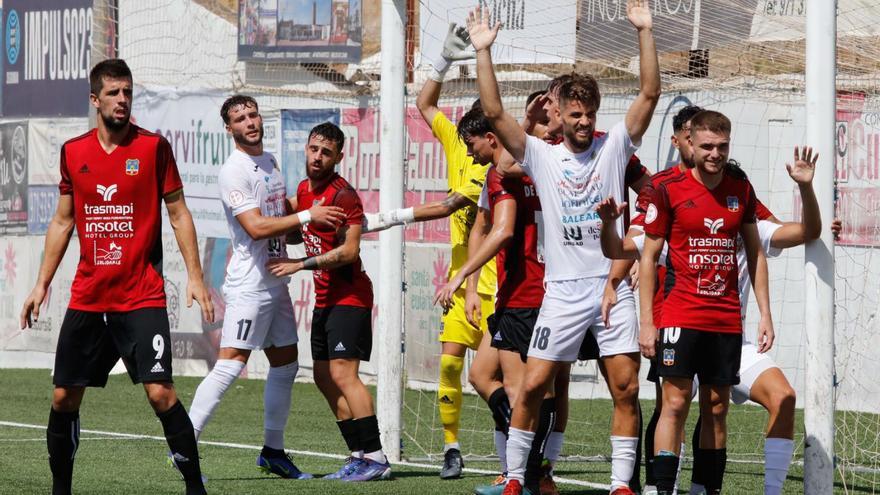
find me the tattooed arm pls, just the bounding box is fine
[266,225,362,276]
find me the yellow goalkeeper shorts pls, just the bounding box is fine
[438,289,495,350]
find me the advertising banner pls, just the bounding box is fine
[0,121,28,234]
[238,0,362,63]
[27,185,58,235]
[2,1,93,117]
[28,118,89,185]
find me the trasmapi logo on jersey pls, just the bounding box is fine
[704,217,723,235]
[94,241,123,266]
[97,184,118,201]
[83,184,135,239]
[125,159,139,176]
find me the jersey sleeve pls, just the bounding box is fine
[634,180,656,215]
[453,161,487,204]
[624,154,649,190]
[742,182,758,224]
[431,111,467,166]
[757,219,784,258]
[58,144,73,195]
[755,198,774,221]
[600,121,639,187]
[486,167,513,206]
[520,134,551,185]
[643,182,672,238]
[157,137,184,196]
[477,182,489,210]
[219,166,258,216]
[335,188,365,226]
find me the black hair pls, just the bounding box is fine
[456,106,494,141]
[89,59,132,95]
[308,122,345,153]
[220,95,259,125]
[526,90,545,109]
[672,105,704,133]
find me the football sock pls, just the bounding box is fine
[437,354,464,447]
[263,361,298,450]
[524,398,556,493]
[610,436,639,491]
[764,438,795,495]
[47,408,79,495]
[494,429,508,473]
[189,359,245,440]
[354,415,386,463]
[705,448,727,494]
[544,431,564,469]
[654,451,679,494]
[505,427,536,483]
[487,387,512,435]
[336,418,363,458]
[630,402,643,491]
[158,401,205,495]
[645,406,661,485]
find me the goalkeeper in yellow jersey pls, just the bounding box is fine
[364,24,496,479]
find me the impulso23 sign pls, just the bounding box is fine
[3,0,93,117]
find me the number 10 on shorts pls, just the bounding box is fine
[532,326,551,350]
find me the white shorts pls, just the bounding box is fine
[528,277,639,362]
[689,340,779,404]
[220,284,298,350]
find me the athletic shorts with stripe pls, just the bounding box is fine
[311,305,372,361]
[220,284,298,350]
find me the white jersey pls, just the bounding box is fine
[737,218,783,319]
[218,149,289,291]
[521,122,637,281]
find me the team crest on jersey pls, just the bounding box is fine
[662,348,675,366]
[726,196,739,212]
[125,159,139,176]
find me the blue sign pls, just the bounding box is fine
[27,186,58,234]
[281,109,340,195]
[2,1,93,117]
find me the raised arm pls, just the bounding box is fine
[638,233,665,358]
[769,146,822,248]
[418,23,473,125]
[20,194,75,329]
[164,190,215,323]
[741,222,773,352]
[623,0,661,142]
[467,7,528,163]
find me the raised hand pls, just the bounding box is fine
[626,0,653,31]
[595,197,628,223]
[786,146,818,185]
[525,92,550,127]
[466,6,501,52]
[442,22,474,61]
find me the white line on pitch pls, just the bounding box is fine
[0,420,608,490]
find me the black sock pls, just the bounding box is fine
[261,446,286,458]
[629,401,643,492]
[644,406,661,485]
[524,398,556,493]
[691,414,710,487]
[47,408,79,495]
[353,415,383,456]
[336,418,361,454]
[487,387,511,436]
[705,448,727,493]
[157,401,205,495]
[653,454,679,493]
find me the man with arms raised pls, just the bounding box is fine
[468,1,660,493]
[188,95,345,479]
[639,110,773,495]
[267,123,391,481]
[20,59,213,495]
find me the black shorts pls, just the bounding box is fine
[577,328,601,361]
[311,306,372,361]
[656,327,742,385]
[53,307,174,387]
[489,308,539,363]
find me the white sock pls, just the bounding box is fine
[444,442,461,452]
[505,427,535,482]
[189,359,245,438]
[263,361,298,450]
[545,431,564,468]
[494,430,508,473]
[364,449,386,463]
[764,437,795,495]
[352,450,364,459]
[610,436,638,489]
[675,441,686,494]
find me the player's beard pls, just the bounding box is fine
[101,111,130,132]
[307,161,335,181]
[564,124,593,152]
[233,124,263,147]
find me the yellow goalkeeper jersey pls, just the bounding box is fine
[431,111,497,296]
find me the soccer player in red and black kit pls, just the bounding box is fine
[266,122,391,482]
[19,59,214,495]
[639,110,773,495]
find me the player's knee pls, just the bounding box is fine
[610,377,640,405]
[329,364,358,389]
[662,393,689,417]
[769,386,796,416]
[439,354,465,376]
[52,387,84,412]
[145,385,176,412]
[708,399,729,420]
[467,367,484,391]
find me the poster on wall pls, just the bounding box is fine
[2,1,93,117]
[281,108,339,196]
[27,185,58,235]
[28,118,90,185]
[238,0,362,63]
[0,121,28,234]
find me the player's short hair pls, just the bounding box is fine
[89,59,132,95]
[525,90,545,110]
[690,110,731,136]
[471,98,482,111]
[457,106,493,141]
[220,95,259,125]
[558,74,601,111]
[546,73,575,98]
[673,105,704,132]
[308,122,346,153]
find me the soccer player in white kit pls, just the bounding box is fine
[598,146,823,495]
[467,1,660,493]
[187,95,345,478]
